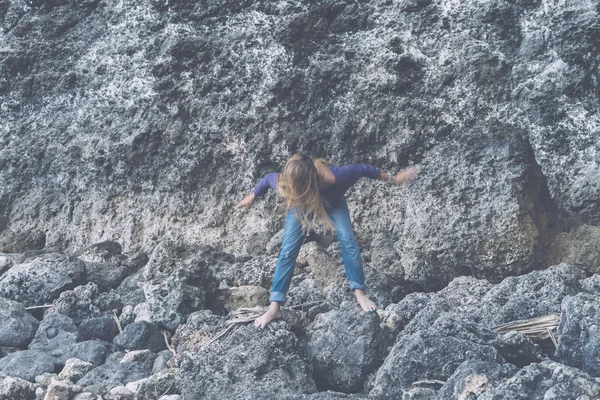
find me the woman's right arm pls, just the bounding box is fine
[235,172,279,209]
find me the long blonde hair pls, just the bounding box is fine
[277,154,333,230]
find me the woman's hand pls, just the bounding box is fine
[235,193,256,209]
[393,167,418,185]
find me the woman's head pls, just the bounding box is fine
[278,154,332,229]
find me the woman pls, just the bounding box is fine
[236,154,417,330]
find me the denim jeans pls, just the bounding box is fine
[270,196,366,304]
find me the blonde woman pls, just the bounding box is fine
[236,154,417,330]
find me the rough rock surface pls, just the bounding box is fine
[136,368,179,400]
[555,293,600,376]
[44,380,71,400]
[437,360,518,400]
[399,133,560,289]
[77,316,120,342]
[133,239,218,330]
[57,359,94,383]
[113,321,166,353]
[50,282,121,324]
[170,310,224,366]
[479,361,600,400]
[0,297,39,348]
[0,350,56,382]
[306,302,392,393]
[76,241,147,291]
[50,340,109,367]
[29,313,78,351]
[76,361,153,388]
[0,0,600,397]
[1,0,597,289]
[297,242,338,287]
[550,225,600,273]
[216,255,277,288]
[370,264,583,398]
[179,322,317,399]
[223,285,269,310]
[0,254,86,307]
[0,373,38,400]
[371,319,502,399]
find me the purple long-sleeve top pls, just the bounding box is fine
[253,164,381,205]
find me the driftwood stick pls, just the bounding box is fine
[112,310,123,333]
[163,330,176,356]
[25,304,52,311]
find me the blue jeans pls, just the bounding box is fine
[270,196,366,304]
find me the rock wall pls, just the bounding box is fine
[1,0,598,287]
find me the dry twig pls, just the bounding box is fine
[112,310,123,333]
[25,304,52,311]
[492,314,561,342]
[163,330,176,356]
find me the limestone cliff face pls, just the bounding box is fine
[1,0,598,286]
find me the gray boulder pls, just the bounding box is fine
[152,350,173,374]
[29,313,78,351]
[478,361,600,400]
[379,292,432,334]
[369,233,405,287]
[0,254,85,307]
[76,362,153,388]
[50,340,109,367]
[50,282,121,324]
[219,255,277,288]
[286,277,326,308]
[0,255,13,276]
[306,302,392,393]
[515,1,600,225]
[57,358,94,383]
[244,232,272,257]
[78,316,120,342]
[370,317,501,399]
[399,264,584,335]
[223,285,269,310]
[555,293,600,375]
[170,310,225,367]
[0,373,38,400]
[398,133,560,290]
[0,297,39,348]
[179,322,317,399]
[113,321,166,353]
[297,242,338,287]
[133,239,218,330]
[136,368,179,400]
[77,241,147,291]
[370,264,582,398]
[116,272,146,307]
[550,225,600,274]
[0,350,56,382]
[437,360,518,400]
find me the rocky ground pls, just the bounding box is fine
[1,0,600,399]
[1,236,600,399]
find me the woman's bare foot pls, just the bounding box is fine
[354,289,377,313]
[255,302,281,330]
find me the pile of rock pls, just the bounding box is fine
[2,235,600,399]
